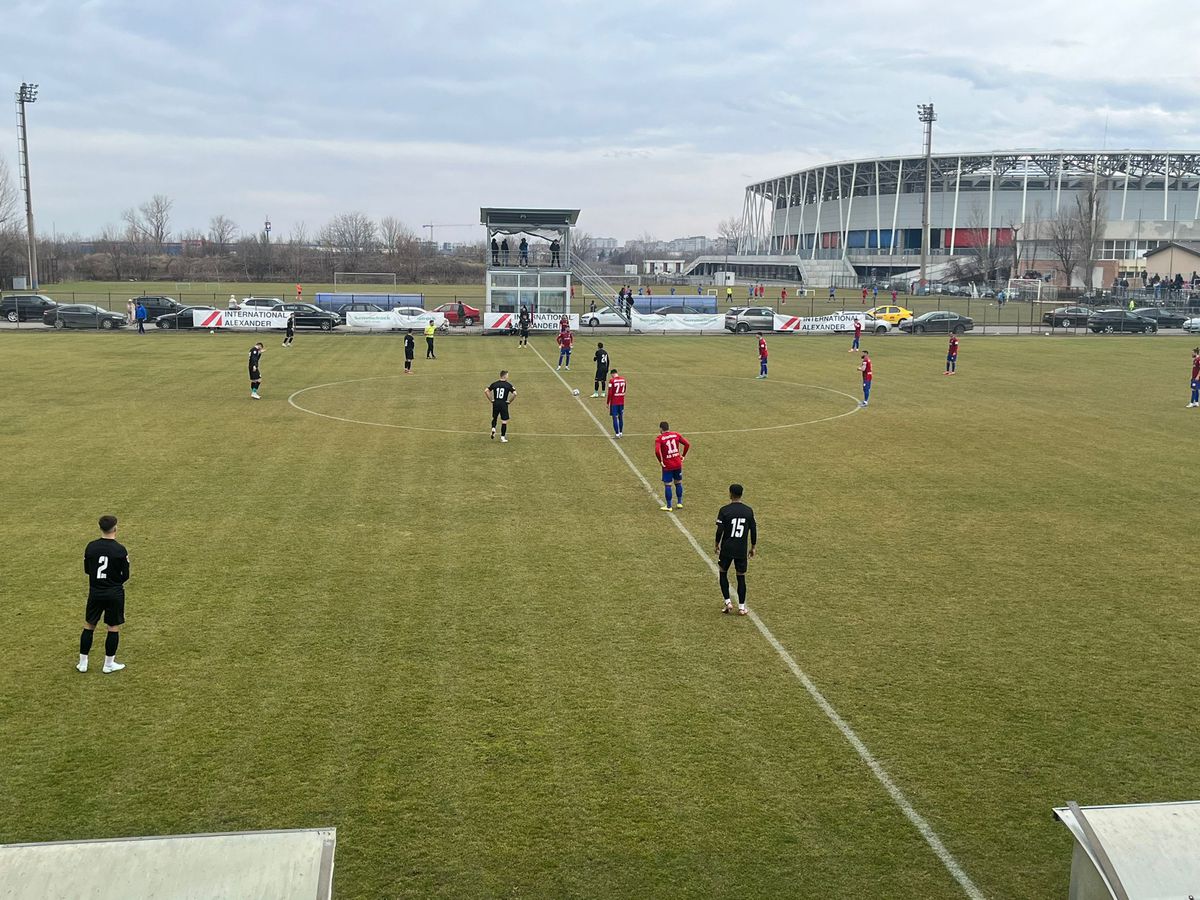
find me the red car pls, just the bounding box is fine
[432,302,480,326]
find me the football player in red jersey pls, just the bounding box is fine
[1189,348,1200,408]
[654,422,690,511]
[946,334,959,375]
[859,350,872,407]
[556,328,574,370]
[606,369,626,437]
[757,335,768,379]
[850,317,862,352]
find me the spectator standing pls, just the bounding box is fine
[135,302,147,334]
[126,299,135,324]
[500,238,510,265]
[457,300,466,325]
[550,238,561,266]
[518,237,529,266]
[491,238,500,265]
[780,288,787,304]
[228,294,239,310]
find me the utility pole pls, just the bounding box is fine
[16,82,39,289]
[264,216,272,279]
[917,103,936,294]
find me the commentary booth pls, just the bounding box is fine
[481,208,578,330]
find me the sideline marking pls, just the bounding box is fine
[288,372,860,438]
[529,344,985,900]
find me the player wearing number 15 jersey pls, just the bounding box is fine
[715,484,757,615]
[78,514,130,673]
[654,422,690,511]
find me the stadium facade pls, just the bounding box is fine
[688,151,1200,287]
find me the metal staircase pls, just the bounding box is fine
[570,257,627,321]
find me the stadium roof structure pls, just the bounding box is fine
[479,207,580,228]
[0,827,336,899]
[746,151,1200,207]
[1143,240,1200,258]
[1053,800,1200,899]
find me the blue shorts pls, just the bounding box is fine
[610,404,623,415]
[947,353,957,362]
[661,467,682,484]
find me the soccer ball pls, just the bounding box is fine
[571,388,580,396]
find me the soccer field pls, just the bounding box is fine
[2,329,1198,898]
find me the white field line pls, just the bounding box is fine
[529,345,985,900]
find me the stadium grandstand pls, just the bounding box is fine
[688,151,1200,289]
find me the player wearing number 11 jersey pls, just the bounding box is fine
[715,484,757,615]
[654,422,690,510]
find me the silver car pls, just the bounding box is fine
[724,306,776,333]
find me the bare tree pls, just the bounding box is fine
[961,206,1005,283]
[571,231,597,263]
[286,222,310,281]
[717,216,748,252]
[95,225,133,281]
[1075,182,1107,291]
[319,212,377,271]
[123,194,173,249]
[378,216,417,254]
[0,156,18,232]
[208,214,237,255]
[1047,204,1081,287]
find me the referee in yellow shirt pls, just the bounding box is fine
[424,319,437,359]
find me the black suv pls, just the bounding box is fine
[1088,309,1157,334]
[131,295,184,321]
[2,293,58,323]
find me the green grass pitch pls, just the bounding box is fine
[1,328,1198,898]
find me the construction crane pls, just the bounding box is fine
[422,223,476,246]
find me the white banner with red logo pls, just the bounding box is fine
[484,312,579,332]
[774,312,887,334]
[195,309,291,329]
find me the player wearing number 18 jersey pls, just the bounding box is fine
[654,422,690,510]
[485,371,516,442]
[715,484,757,615]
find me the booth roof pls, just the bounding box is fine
[480,208,580,228]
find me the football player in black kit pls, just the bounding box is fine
[404,329,415,374]
[715,483,757,616]
[591,342,610,397]
[518,306,531,347]
[485,370,516,442]
[77,515,130,673]
[248,341,264,399]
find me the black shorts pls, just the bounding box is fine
[249,368,260,381]
[85,592,126,627]
[492,403,510,420]
[520,326,529,336]
[718,554,748,574]
[596,369,608,382]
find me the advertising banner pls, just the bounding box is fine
[484,313,580,332]
[345,310,446,329]
[774,311,887,334]
[195,309,290,329]
[630,312,725,332]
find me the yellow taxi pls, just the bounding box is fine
[867,304,914,325]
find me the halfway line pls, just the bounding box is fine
[528,345,985,900]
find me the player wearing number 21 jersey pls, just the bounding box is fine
[715,483,757,615]
[654,422,690,511]
[606,370,626,438]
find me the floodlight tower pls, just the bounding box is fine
[16,82,39,289]
[917,102,936,293]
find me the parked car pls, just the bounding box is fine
[724,306,776,333]
[581,305,628,327]
[43,304,128,329]
[867,305,914,325]
[156,306,219,329]
[652,304,705,315]
[279,302,339,330]
[1087,309,1157,334]
[832,312,891,334]
[391,307,447,329]
[1132,307,1187,329]
[2,293,57,322]
[239,296,283,310]
[1042,306,1094,328]
[1184,317,1200,333]
[337,301,386,324]
[431,302,480,326]
[131,295,184,321]
[899,311,974,334]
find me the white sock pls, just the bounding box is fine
[79,653,88,666]
[104,655,115,666]
[738,604,747,611]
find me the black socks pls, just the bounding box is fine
[105,632,119,657]
[80,629,94,654]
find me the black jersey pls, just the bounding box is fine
[285,316,295,335]
[248,346,262,373]
[715,502,757,558]
[594,348,610,370]
[404,334,415,358]
[84,537,129,598]
[488,380,515,405]
[519,310,531,327]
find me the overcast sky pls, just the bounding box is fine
[3,0,1198,243]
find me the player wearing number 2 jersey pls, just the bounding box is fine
[654,421,690,511]
[78,514,130,673]
[715,484,757,615]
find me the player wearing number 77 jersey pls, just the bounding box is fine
[715,483,757,615]
[606,369,626,438]
[654,421,690,511]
